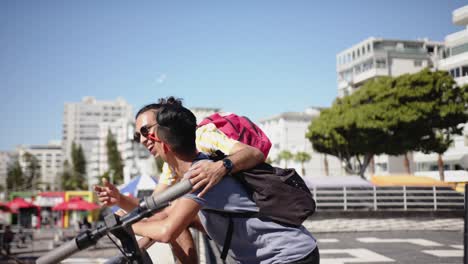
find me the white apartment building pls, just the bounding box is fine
[438,5,468,85]
[62,97,133,186]
[0,151,14,189]
[337,38,443,98]
[90,118,153,186]
[16,141,63,190]
[413,5,468,180]
[335,5,468,178]
[259,108,343,177]
[336,38,444,176]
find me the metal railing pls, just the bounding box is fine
[311,186,465,211]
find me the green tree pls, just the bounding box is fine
[61,160,76,190]
[61,142,88,190]
[22,152,41,190]
[307,69,468,178]
[7,159,23,192]
[324,154,329,176]
[277,150,293,168]
[294,152,311,176]
[106,130,124,185]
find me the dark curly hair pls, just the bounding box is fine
[135,96,184,119]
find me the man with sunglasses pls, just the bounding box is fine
[130,103,319,264]
[94,97,266,262]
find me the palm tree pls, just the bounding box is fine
[277,150,293,168]
[295,152,311,176]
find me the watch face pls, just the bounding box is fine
[223,159,233,171]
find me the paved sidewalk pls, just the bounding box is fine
[303,217,464,233]
[3,217,464,263]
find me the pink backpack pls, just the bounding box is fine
[198,113,271,159]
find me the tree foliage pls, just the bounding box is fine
[106,130,124,185]
[277,150,293,168]
[22,152,41,190]
[61,142,88,190]
[294,152,311,176]
[7,159,23,191]
[307,69,468,178]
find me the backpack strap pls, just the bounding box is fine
[220,217,233,260]
[203,210,258,260]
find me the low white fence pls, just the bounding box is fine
[311,186,465,211]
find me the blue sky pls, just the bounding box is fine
[0,0,466,151]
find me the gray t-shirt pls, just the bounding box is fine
[184,155,317,264]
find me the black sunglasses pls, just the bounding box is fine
[133,123,158,142]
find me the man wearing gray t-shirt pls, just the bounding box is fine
[131,104,320,264]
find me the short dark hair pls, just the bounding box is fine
[135,96,184,119]
[156,104,197,157]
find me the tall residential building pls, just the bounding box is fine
[0,151,14,189]
[336,38,443,98]
[413,5,468,178]
[62,97,133,186]
[336,38,444,176]
[438,5,468,86]
[16,141,63,190]
[90,118,153,185]
[259,107,343,177]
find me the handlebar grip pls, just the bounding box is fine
[145,179,193,211]
[36,239,80,264]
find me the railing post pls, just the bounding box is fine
[343,186,347,211]
[464,184,467,264]
[373,186,377,211]
[403,186,407,211]
[433,186,437,211]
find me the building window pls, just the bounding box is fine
[396,42,404,51]
[462,66,468,76]
[354,65,362,74]
[357,49,360,57]
[414,60,422,67]
[451,42,468,56]
[376,59,386,68]
[376,162,388,171]
[455,68,460,78]
[367,43,371,52]
[362,46,365,55]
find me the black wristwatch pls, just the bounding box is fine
[222,158,234,174]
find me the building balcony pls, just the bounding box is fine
[353,68,389,85]
[445,29,468,47]
[453,5,468,26]
[439,51,468,70]
[413,151,468,166]
[337,80,351,90]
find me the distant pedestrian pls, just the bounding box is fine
[2,225,14,255]
[17,228,27,248]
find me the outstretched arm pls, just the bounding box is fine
[94,178,139,212]
[132,198,201,243]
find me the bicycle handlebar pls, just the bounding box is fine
[36,179,193,264]
[36,239,79,264]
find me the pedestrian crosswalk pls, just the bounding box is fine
[320,248,395,264]
[317,237,463,263]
